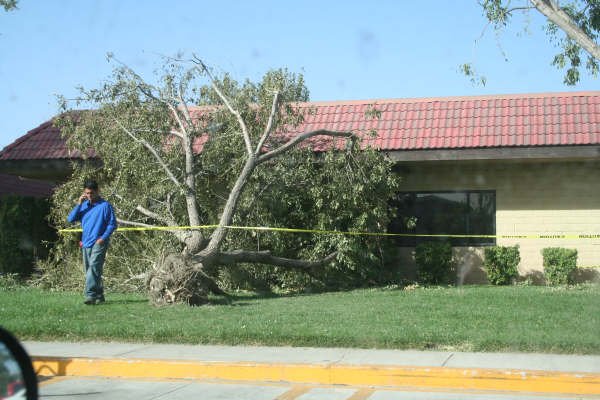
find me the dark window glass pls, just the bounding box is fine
[389,190,496,246]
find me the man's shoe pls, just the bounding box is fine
[84,298,96,305]
[94,298,105,305]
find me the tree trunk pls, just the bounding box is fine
[197,156,257,260]
[146,253,214,306]
[210,250,337,277]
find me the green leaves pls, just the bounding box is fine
[0,196,55,276]
[480,0,512,29]
[0,0,17,12]
[415,241,456,285]
[218,145,400,291]
[459,63,487,87]
[542,247,578,285]
[484,245,521,285]
[477,0,599,85]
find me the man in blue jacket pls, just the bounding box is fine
[67,180,117,305]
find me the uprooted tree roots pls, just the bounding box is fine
[146,253,211,306]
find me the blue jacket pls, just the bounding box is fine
[67,198,117,248]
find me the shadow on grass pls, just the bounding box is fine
[208,286,370,306]
[104,299,148,305]
[207,290,307,306]
[104,283,422,307]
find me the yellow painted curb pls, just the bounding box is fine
[32,356,600,396]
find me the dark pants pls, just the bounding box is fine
[82,241,108,300]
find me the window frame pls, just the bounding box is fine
[389,189,496,247]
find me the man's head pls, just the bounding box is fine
[83,180,100,203]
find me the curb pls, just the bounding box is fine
[32,356,600,396]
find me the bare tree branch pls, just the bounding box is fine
[530,0,600,60]
[177,81,195,129]
[175,92,197,190]
[113,118,182,188]
[128,128,185,140]
[133,205,196,245]
[162,89,204,235]
[255,91,280,154]
[197,157,257,258]
[169,130,185,139]
[134,70,203,243]
[208,250,337,276]
[136,83,191,141]
[167,103,191,138]
[135,205,173,225]
[191,56,254,156]
[117,218,155,228]
[506,6,534,13]
[166,192,176,221]
[258,130,356,164]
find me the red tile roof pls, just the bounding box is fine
[0,173,54,197]
[0,118,96,161]
[288,91,600,150]
[1,91,598,161]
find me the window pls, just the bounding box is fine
[389,190,496,246]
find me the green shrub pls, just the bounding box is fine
[0,273,23,290]
[542,247,578,285]
[415,241,455,285]
[484,245,520,285]
[0,195,56,277]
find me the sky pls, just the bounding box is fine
[0,0,597,150]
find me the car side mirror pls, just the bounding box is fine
[0,327,38,400]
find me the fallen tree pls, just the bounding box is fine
[51,55,400,305]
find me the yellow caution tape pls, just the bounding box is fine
[57,225,600,239]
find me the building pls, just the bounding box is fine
[0,173,54,198]
[0,118,98,184]
[1,91,599,282]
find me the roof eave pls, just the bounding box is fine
[0,158,102,182]
[387,145,600,163]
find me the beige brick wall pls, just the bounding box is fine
[396,160,600,281]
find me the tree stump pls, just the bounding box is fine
[146,253,209,306]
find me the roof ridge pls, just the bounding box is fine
[301,91,600,106]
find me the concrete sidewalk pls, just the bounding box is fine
[24,341,600,396]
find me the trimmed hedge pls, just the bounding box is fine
[484,245,520,285]
[0,195,56,276]
[542,247,578,285]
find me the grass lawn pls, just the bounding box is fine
[0,285,598,354]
